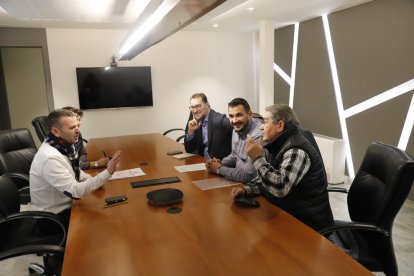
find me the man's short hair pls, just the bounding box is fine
[266,104,300,126]
[228,98,251,112]
[47,109,76,130]
[190,93,208,104]
[62,106,83,118]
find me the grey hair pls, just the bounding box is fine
[265,104,300,126]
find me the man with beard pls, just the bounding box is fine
[61,106,109,169]
[30,109,121,225]
[231,104,333,231]
[184,93,233,160]
[207,98,262,183]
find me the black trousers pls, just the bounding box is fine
[57,207,71,231]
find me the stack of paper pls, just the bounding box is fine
[174,163,206,173]
[109,168,145,180]
[192,178,241,190]
[171,152,196,159]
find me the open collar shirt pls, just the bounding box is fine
[219,118,262,183]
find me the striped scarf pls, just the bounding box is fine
[45,132,80,181]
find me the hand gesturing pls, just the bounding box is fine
[245,135,263,161]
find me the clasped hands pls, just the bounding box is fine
[206,158,221,174]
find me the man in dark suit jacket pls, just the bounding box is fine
[184,93,233,159]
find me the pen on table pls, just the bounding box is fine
[102,151,107,158]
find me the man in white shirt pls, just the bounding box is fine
[30,109,121,225]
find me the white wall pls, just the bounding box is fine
[46,28,256,139]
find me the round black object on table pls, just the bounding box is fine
[146,188,183,206]
[167,206,182,214]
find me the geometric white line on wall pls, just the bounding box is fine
[273,63,292,85]
[344,79,414,118]
[398,92,414,150]
[322,14,355,178]
[289,22,299,108]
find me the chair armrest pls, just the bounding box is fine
[176,134,186,143]
[6,210,64,222]
[163,128,185,136]
[3,211,67,246]
[327,187,348,193]
[2,173,31,203]
[2,172,29,183]
[18,186,30,194]
[319,220,390,237]
[0,244,64,261]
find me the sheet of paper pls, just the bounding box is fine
[109,168,145,180]
[192,178,242,190]
[171,152,196,159]
[174,163,206,173]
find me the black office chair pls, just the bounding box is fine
[32,115,49,143]
[0,128,37,204]
[0,175,66,276]
[252,112,264,123]
[163,128,185,143]
[320,141,414,276]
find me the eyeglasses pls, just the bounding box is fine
[189,104,202,110]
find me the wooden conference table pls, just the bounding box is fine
[61,133,370,275]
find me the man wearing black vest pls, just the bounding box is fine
[184,93,233,160]
[231,104,333,231]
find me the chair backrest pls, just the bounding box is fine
[252,112,264,123]
[0,176,20,217]
[0,128,37,189]
[348,141,414,230]
[31,115,49,143]
[163,128,185,142]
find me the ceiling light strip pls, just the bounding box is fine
[119,0,180,58]
[273,63,292,85]
[322,14,355,178]
[289,22,299,108]
[343,79,414,118]
[398,93,414,150]
[0,6,7,14]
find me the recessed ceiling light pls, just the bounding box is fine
[212,24,219,28]
[246,7,255,11]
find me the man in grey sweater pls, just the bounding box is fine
[207,98,262,184]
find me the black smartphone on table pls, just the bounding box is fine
[105,195,128,205]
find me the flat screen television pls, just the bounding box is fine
[76,66,153,110]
